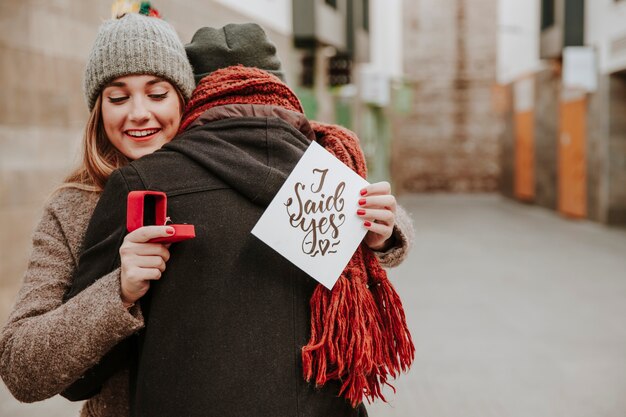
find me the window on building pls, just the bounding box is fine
[541,0,555,30]
[301,53,315,87]
[328,53,352,86]
[325,0,337,9]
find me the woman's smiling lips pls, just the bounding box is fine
[125,128,161,142]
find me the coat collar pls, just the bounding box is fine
[187,103,316,142]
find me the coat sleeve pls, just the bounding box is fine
[65,170,132,300]
[373,204,415,268]
[0,186,143,403]
[61,169,142,401]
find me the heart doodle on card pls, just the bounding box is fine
[319,239,331,255]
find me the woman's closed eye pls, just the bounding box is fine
[148,92,168,100]
[108,95,129,104]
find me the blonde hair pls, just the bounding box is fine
[62,95,129,192]
[61,87,186,192]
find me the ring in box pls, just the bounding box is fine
[127,191,195,243]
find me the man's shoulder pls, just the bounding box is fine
[126,147,187,172]
[119,145,215,194]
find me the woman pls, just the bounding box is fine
[0,9,195,416]
[1,12,410,417]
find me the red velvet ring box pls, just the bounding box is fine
[127,191,195,243]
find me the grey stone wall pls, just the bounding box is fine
[607,73,626,224]
[533,68,559,210]
[586,73,626,226]
[586,74,609,223]
[497,84,515,199]
[0,1,101,319]
[392,0,499,193]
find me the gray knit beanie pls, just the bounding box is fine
[185,23,285,85]
[84,13,195,110]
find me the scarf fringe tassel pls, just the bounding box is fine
[301,245,415,407]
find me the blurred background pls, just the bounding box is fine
[1,0,626,416]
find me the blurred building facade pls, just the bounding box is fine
[391,0,500,193]
[291,0,405,184]
[0,0,403,320]
[497,0,626,226]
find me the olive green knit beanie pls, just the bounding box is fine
[185,23,285,85]
[83,13,195,110]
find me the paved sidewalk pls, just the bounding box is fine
[2,194,626,416]
[369,194,626,417]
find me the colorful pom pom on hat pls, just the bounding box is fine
[111,0,162,18]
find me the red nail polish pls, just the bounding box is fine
[364,221,372,227]
[358,198,366,206]
[360,189,368,196]
[357,209,366,216]
[166,228,175,235]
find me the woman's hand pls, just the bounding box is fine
[119,226,174,306]
[357,182,397,251]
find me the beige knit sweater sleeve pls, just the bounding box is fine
[374,204,415,268]
[0,188,144,403]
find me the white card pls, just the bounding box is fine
[251,141,370,290]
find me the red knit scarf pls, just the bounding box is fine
[180,66,414,407]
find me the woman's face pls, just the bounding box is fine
[101,75,181,161]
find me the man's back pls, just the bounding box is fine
[77,109,367,417]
